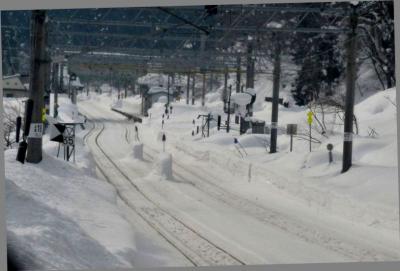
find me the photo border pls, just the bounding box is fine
[0,0,399,270]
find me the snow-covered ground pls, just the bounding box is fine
[4,72,400,269]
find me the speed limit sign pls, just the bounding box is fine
[63,136,74,146]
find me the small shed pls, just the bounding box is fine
[142,86,174,116]
[2,74,28,98]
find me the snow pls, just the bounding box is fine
[154,153,173,180]
[5,146,137,269]
[231,92,252,105]
[56,101,85,124]
[4,97,192,269]
[132,143,144,160]
[4,62,400,268]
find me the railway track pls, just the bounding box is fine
[122,125,397,262]
[84,119,246,267]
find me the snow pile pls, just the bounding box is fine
[138,73,168,87]
[112,99,123,109]
[5,143,138,269]
[140,80,398,233]
[57,102,85,124]
[154,153,173,180]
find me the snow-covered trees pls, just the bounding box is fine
[358,1,395,90]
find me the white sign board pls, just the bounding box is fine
[28,123,43,138]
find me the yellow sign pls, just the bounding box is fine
[307,111,313,125]
[42,108,47,122]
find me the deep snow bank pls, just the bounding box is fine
[4,140,138,269]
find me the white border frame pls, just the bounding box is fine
[0,0,399,271]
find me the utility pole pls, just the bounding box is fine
[342,6,359,173]
[26,10,48,163]
[246,39,255,89]
[209,73,214,92]
[246,38,255,117]
[191,73,195,105]
[227,85,232,133]
[270,34,282,154]
[51,62,59,117]
[167,74,171,105]
[223,68,228,102]
[200,33,206,107]
[186,73,190,105]
[56,61,65,117]
[202,72,206,107]
[236,56,241,93]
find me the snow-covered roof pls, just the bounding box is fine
[2,74,26,91]
[231,92,252,105]
[63,74,84,88]
[147,86,170,95]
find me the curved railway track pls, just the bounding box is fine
[84,118,247,267]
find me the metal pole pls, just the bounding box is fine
[26,10,48,163]
[167,74,170,105]
[246,39,255,117]
[186,73,190,105]
[270,35,282,154]
[52,62,59,117]
[223,69,228,102]
[207,113,210,137]
[342,6,358,173]
[236,56,241,93]
[191,73,195,105]
[290,135,293,152]
[210,73,214,92]
[227,85,232,133]
[202,72,206,107]
[309,123,312,152]
[72,82,77,104]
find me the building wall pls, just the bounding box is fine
[3,89,28,98]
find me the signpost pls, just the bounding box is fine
[286,124,297,152]
[28,123,44,139]
[307,111,313,152]
[48,115,83,162]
